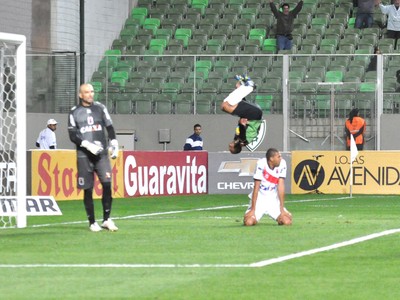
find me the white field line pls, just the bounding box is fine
[250,228,400,267]
[1,228,399,269]
[1,195,398,269]
[19,195,358,228]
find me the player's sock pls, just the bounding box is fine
[102,182,113,221]
[84,188,95,224]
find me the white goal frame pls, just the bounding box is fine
[0,33,27,228]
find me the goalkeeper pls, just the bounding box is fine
[68,83,119,232]
[220,75,263,154]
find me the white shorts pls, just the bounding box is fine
[245,190,285,221]
[223,85,254,105]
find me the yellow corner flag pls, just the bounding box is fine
[350,134,359,163]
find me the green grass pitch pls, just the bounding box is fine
[0,194,399,299]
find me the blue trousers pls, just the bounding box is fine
[277,35,292,50]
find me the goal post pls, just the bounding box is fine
[0,32,26,228]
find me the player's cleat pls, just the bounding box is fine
[245,79,256,88]
[89,222,102,232]
[234,74,244,82]
[102,218,118,231]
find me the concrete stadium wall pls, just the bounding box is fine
[27,113,284,152]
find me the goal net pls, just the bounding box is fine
[0,33,26,228]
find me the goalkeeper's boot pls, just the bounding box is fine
[102,218,119,231]
[89,222,102,232]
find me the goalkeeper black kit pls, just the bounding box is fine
[68,100,116,224]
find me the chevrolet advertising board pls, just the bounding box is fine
[208,151,292,195]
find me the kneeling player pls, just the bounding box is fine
[243,148,292,226]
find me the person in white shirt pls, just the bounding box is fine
[36,119,58,149]
[379,0,400,48]
[243,148,292,226]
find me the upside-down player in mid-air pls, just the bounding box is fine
[220,75,263,154]
[243,148,292,226]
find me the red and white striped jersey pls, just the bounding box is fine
[253,157,287,193]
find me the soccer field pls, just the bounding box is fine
[1,194,399,300]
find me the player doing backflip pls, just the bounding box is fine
[220,75,263,154]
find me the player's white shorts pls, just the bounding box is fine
[245,190,286,221]
[223,85,254,105]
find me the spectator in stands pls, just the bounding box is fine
[355,0,377,29]
[379,0,400,49]
[345,108,366,150]
[269,0,303,51]
[36,119,58,149]
[183,124,203,150]
[366,47,382,71]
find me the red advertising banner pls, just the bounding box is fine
[123,151,208,197]
[31,150,124,200]
[31,150,208,200]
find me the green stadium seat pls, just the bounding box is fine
[131,7,148,19]
[254,95,273,114]
[249,28,267,46]
[89,81,103,93]
[174,28,192,47]
[192,0,208,15]
[314,95,331,118]
[262,38,277,53]
[348,17,356,28]
[359,82,376,92]
[325,70,343,82]
[144,18,161,34]
[111,71,129,82]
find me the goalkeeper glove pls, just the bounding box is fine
[109,139,119,159]
[81,140,103,156]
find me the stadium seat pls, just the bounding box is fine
[114,93,133,114]
[194,94,214,114]
[191,0,208,15]
[131,7,148,19]
[153,93,175,114]
[325,70,343,82]
[160,82,181,94]
[132,94,154,114]
[199,80,222,94]
[249,28,267,46]
[254,95,273,114]
[262,38,277,53]
[124,19,141,31]
[359,82,376,92]
[174,93,193,114]
[144,18,161,34]
[174,28,192,47]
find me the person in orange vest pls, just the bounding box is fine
[345,108,366,150]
